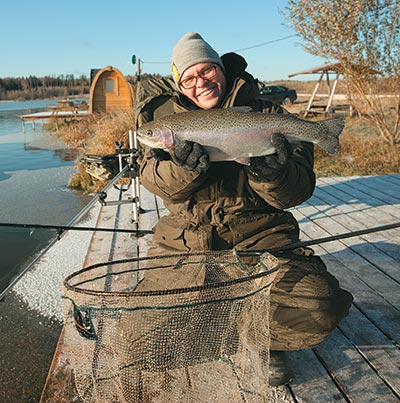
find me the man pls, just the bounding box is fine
[135,32,353,386]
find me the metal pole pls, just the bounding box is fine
[134,131,141,212]
[137,58,142,81]
[129,130,141,224]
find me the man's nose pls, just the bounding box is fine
[196,75,208,87]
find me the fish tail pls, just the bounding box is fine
[316,117,345,155]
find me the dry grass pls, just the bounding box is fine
[285,97,399,177]
[53,110,135,193]
[53,109,134,152]
[53,109,399,193]
[264,78,398,96]
[315,117,399,177]
[266,79,349,94]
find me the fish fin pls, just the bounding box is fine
[317,117,345,155]
[234,157,251,165]
[226,106,254,113]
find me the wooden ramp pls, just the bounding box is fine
[278,174,400,403]
[41,174,400,403]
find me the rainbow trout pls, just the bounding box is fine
[136,106,344,164]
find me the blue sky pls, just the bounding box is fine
[0,0,327,81]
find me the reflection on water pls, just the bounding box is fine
[0,99,91,295]
[0,228,42,293]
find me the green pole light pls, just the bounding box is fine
[131,54,136,65]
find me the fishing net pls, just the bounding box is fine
[62,250,279,403]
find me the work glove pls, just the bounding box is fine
[246,133,293,182]
[150,148,171,161]
[150,140,210,174]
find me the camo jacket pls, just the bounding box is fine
[135,53,315,254]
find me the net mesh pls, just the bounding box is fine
[62,250,279,403]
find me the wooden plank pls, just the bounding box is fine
[361,175,400,199]
[294,203,399,299]
[322,254,400,344]
[338,306,400,393]
[84,197,139,267]
[292,207,400,307]
[312,180,400,223]
[308,192,399,227]
[317,176,400,215]
[314,329,400,403]
[303,206,400,264]
[303,191,399,248]
[299,193,400,281]
[379,174,400,186]
[288,348,348,403]
[290,210,400,344]
[137,191,166,257]
[268,200,400,402]
[276,176,399,403]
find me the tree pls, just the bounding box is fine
[284,0,400,145]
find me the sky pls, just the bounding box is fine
[0,0,328,82]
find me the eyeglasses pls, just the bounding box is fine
[179,65,218,89]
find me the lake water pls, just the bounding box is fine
[0,99,92,294]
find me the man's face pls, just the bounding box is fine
[178,63,227,109]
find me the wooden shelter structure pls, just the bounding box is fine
[288,62,344,117]
[89,66,135,113]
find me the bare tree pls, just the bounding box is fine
[284,0,400,145]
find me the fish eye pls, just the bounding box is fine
[146,130,153,137]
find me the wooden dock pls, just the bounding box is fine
[40,174,400,403]
[21,110,90,121]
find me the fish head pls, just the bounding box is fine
[136,124,175,150]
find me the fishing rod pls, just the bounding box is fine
[241,221,400,255]
[272,221,400,253]
[0,222,153,237]
[1,219,398,301]
[1,220,399,249]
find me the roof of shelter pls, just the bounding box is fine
[288,62,342,78]
[288,62,381,78]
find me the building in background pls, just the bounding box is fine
[89,66,135,113]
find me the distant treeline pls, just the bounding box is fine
[0,74,91,101]
[4,72,344,101]
[0,73,167,101]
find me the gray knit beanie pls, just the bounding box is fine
[171,32,224,85]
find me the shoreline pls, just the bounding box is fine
[0,95,89,103]
[0,197,101,403]
[11,201,101,321]
[0,165,92,296]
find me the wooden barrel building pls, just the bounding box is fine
[89,66,135,113]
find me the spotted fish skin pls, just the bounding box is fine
[136,106,344,164]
